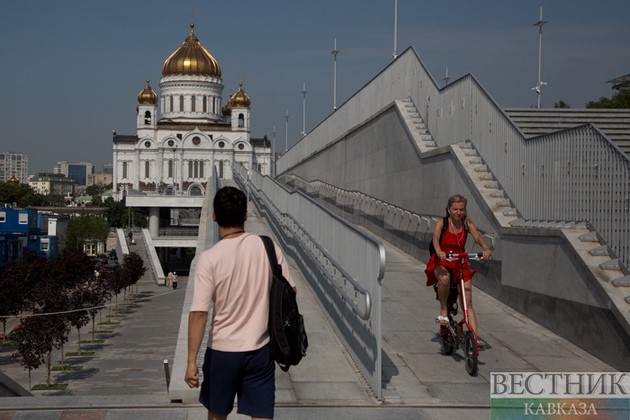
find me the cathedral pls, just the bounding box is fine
[112,20,271,201]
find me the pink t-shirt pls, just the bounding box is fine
[190,232,295,352]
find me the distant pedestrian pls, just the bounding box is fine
[128,230,134,245]
[167,271,173,287]
[172,272,178,290]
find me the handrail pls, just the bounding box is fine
[235,169,371,319]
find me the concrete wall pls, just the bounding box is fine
[278,103,630,370]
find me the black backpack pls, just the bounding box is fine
[260,236,308,371]
[429,217,468,256]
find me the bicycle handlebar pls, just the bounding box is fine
[445,251,484,262]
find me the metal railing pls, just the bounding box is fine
[233,162,385,399]
[276,46,630,269]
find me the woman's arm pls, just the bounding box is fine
[466,219,491,260]
[433,218,446,260]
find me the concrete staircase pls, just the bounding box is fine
[125,229,155,283]
[504,108,630,155]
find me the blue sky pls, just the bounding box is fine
[1,1,628,174]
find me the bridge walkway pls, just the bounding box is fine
[371,227,615,406]
[0,197,616,419]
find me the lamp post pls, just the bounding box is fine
[532,7,548,108]
[285,109,289,152]
[393,0,398,60]
[272,126,276,177]
[301,83,307,138]
[332,39,340,111]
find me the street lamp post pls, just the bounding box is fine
[301,83,307,138]
[272,126,276,177]
[285,109,289,152]
[332,39,340,111]
[532,7,548,108]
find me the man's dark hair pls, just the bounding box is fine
[213,187,247,228]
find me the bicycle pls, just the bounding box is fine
[438,251,484,376]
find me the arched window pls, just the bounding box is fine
[122,162,128,178]
[180,95,184,111]
[194,161,199,178]
[219,161,224,178]
[199,161,204,178]
[168,160,173,178]
[190,186,202,196]
[145,161,150,178]
[170,96,173,112]
[238,113,245,127]
[213,98,216,114]
[188,161,193,178]
[191,95,196,112]
[203,96,207,113]
[144,111,151,125]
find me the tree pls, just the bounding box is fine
[554,100,570,108]
[586,90,630,109]
[122,252,146,297]
[62,212,110,251]
[12,252,71,389]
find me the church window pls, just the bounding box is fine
[122,162,128,179]
[213,98,216,114]
[180,95,184,111]
[191,95,196,112]
[188,161,193,178]
[219,161,224,178]
[190,186,202,196]
[258,164,262,172]
[218,141,225,148]
[199,162,204,178]
[168,160,173,178]
[144,111,151,125]
[238,143,244,150]
[168,140,174,147]
[238,114,245,127]
[192,136,201,146]
[194,161,199,178]
[145,161,150,178]
[203,96,207,113]
[177,134,182,139]
[144,141,151,148]
[170,96,173,112]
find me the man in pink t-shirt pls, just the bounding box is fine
[185,186,294,420]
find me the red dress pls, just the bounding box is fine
[425,226,477,286]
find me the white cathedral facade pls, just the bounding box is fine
[112,21,271,201]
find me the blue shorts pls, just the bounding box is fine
[199,343,275,418]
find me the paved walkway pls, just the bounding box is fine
[0,202,615,419]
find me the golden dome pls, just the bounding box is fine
[137,79,158,104]
[230,83,251,107]
[7,173,19,184]
[162,23,221,78]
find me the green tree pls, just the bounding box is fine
[554,100,570,108]
[62,213,110,251]
[586,90,630,109]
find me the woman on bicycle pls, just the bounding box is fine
[425,195,491,348]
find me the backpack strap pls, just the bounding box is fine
[260,236,283,277]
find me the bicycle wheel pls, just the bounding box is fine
[464,331,478,376]
[441,326,455,355]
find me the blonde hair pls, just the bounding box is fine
[446,194,469,225]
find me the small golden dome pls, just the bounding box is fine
[222,95,233,116]
[7,173,19,184]
[230,83,251,107]
[162,23,221,78]
[138,79,158,104]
